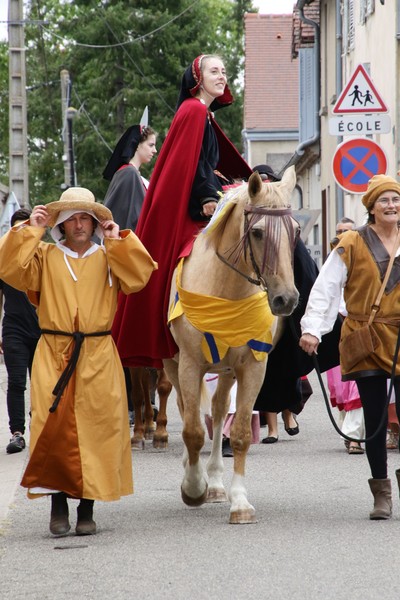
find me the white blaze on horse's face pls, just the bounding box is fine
[246,166,299,316]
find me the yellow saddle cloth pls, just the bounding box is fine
[168,259,275,363]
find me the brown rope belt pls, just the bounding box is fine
[347,314,400,326]
[41,329,111,413]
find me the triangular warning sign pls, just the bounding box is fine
[333,64,388,114]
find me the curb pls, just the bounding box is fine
[0,359,29,527]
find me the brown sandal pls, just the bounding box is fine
[348,443,364,454]
[386,431,399,450]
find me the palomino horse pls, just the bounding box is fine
[129,367,172,450]
[163,166,299,524]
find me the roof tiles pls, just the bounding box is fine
[244,13,299,130]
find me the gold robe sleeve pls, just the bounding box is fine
[103,230,157,294]
[0,225,45,292]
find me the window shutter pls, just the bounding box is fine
[349,0,355,51]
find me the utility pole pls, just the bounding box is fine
[60,69,77,188]
[8,0,29,206]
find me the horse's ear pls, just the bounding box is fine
[280,165,297,193]
[248,171,263,199]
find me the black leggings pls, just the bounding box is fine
[356,376,400,479]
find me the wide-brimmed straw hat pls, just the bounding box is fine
[46,187,112,227]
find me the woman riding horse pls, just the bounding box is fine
[111,54,252,368]
[165,168,300,523]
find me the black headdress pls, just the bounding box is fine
[103,125,142,181]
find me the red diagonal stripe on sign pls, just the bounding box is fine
[342,148,375,185]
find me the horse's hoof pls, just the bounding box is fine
[152,438,168,450]
[229,509,257,524]
[144,430,155,440]
[206,488,228,503]
[131,438,145,450]
[181,484,208,507]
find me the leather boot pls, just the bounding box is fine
[50,492,70,535]
[395,469,400,506]
[368,478,392,520]
[76,499,96,535]
[395,469,400,491]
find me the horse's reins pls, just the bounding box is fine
[216,251,266,288]
[214,200,399,443]
[216,205,295,291]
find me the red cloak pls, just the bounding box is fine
[112,98,252,367]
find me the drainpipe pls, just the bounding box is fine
[335,0,344,219]
[280,0,320,173]
[397,0,400,37]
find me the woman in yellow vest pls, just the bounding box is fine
[300,174,400,521]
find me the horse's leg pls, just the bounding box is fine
[164,357,189,470]
[228,361,266,524]
[206,374,234,503]
[143,369,156,440]
[130,367,146,450]
[163,358,182,413]
[179,358,208,506]
[152,368,172,450]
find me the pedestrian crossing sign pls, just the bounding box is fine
[332,64,388,114]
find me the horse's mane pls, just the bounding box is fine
[201,186,244,248]
[202,180,291,250]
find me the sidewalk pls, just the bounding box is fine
[0,356,29,528]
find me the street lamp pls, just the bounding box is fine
[66,106,78,187]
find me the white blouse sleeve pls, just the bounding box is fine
[300,250,348,341]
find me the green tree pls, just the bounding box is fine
[3,0,256,203]
[24,0,77,203]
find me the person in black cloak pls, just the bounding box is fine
[251,165,310,442]
[103,122,157,423]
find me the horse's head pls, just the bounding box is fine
[242,166,299,315]
[203,166,298,316]
[202,166,299,316]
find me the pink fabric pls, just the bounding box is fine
[224,413,260,444]
[203,374,260,443]
[388,403,399,426]
[326,365,362,412]
[204,414,214,439]
[204,413,260,444]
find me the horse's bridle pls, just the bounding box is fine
[216,204,296,291]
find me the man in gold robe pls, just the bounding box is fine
[0,187,157,536]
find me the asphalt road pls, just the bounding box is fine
[1,365,400,600]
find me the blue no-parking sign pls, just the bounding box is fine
[332,138,387,194]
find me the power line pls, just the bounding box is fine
[101,14,174,114]
[39,1,200,50]
[0,19,48,25]
[72,89,113,153]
